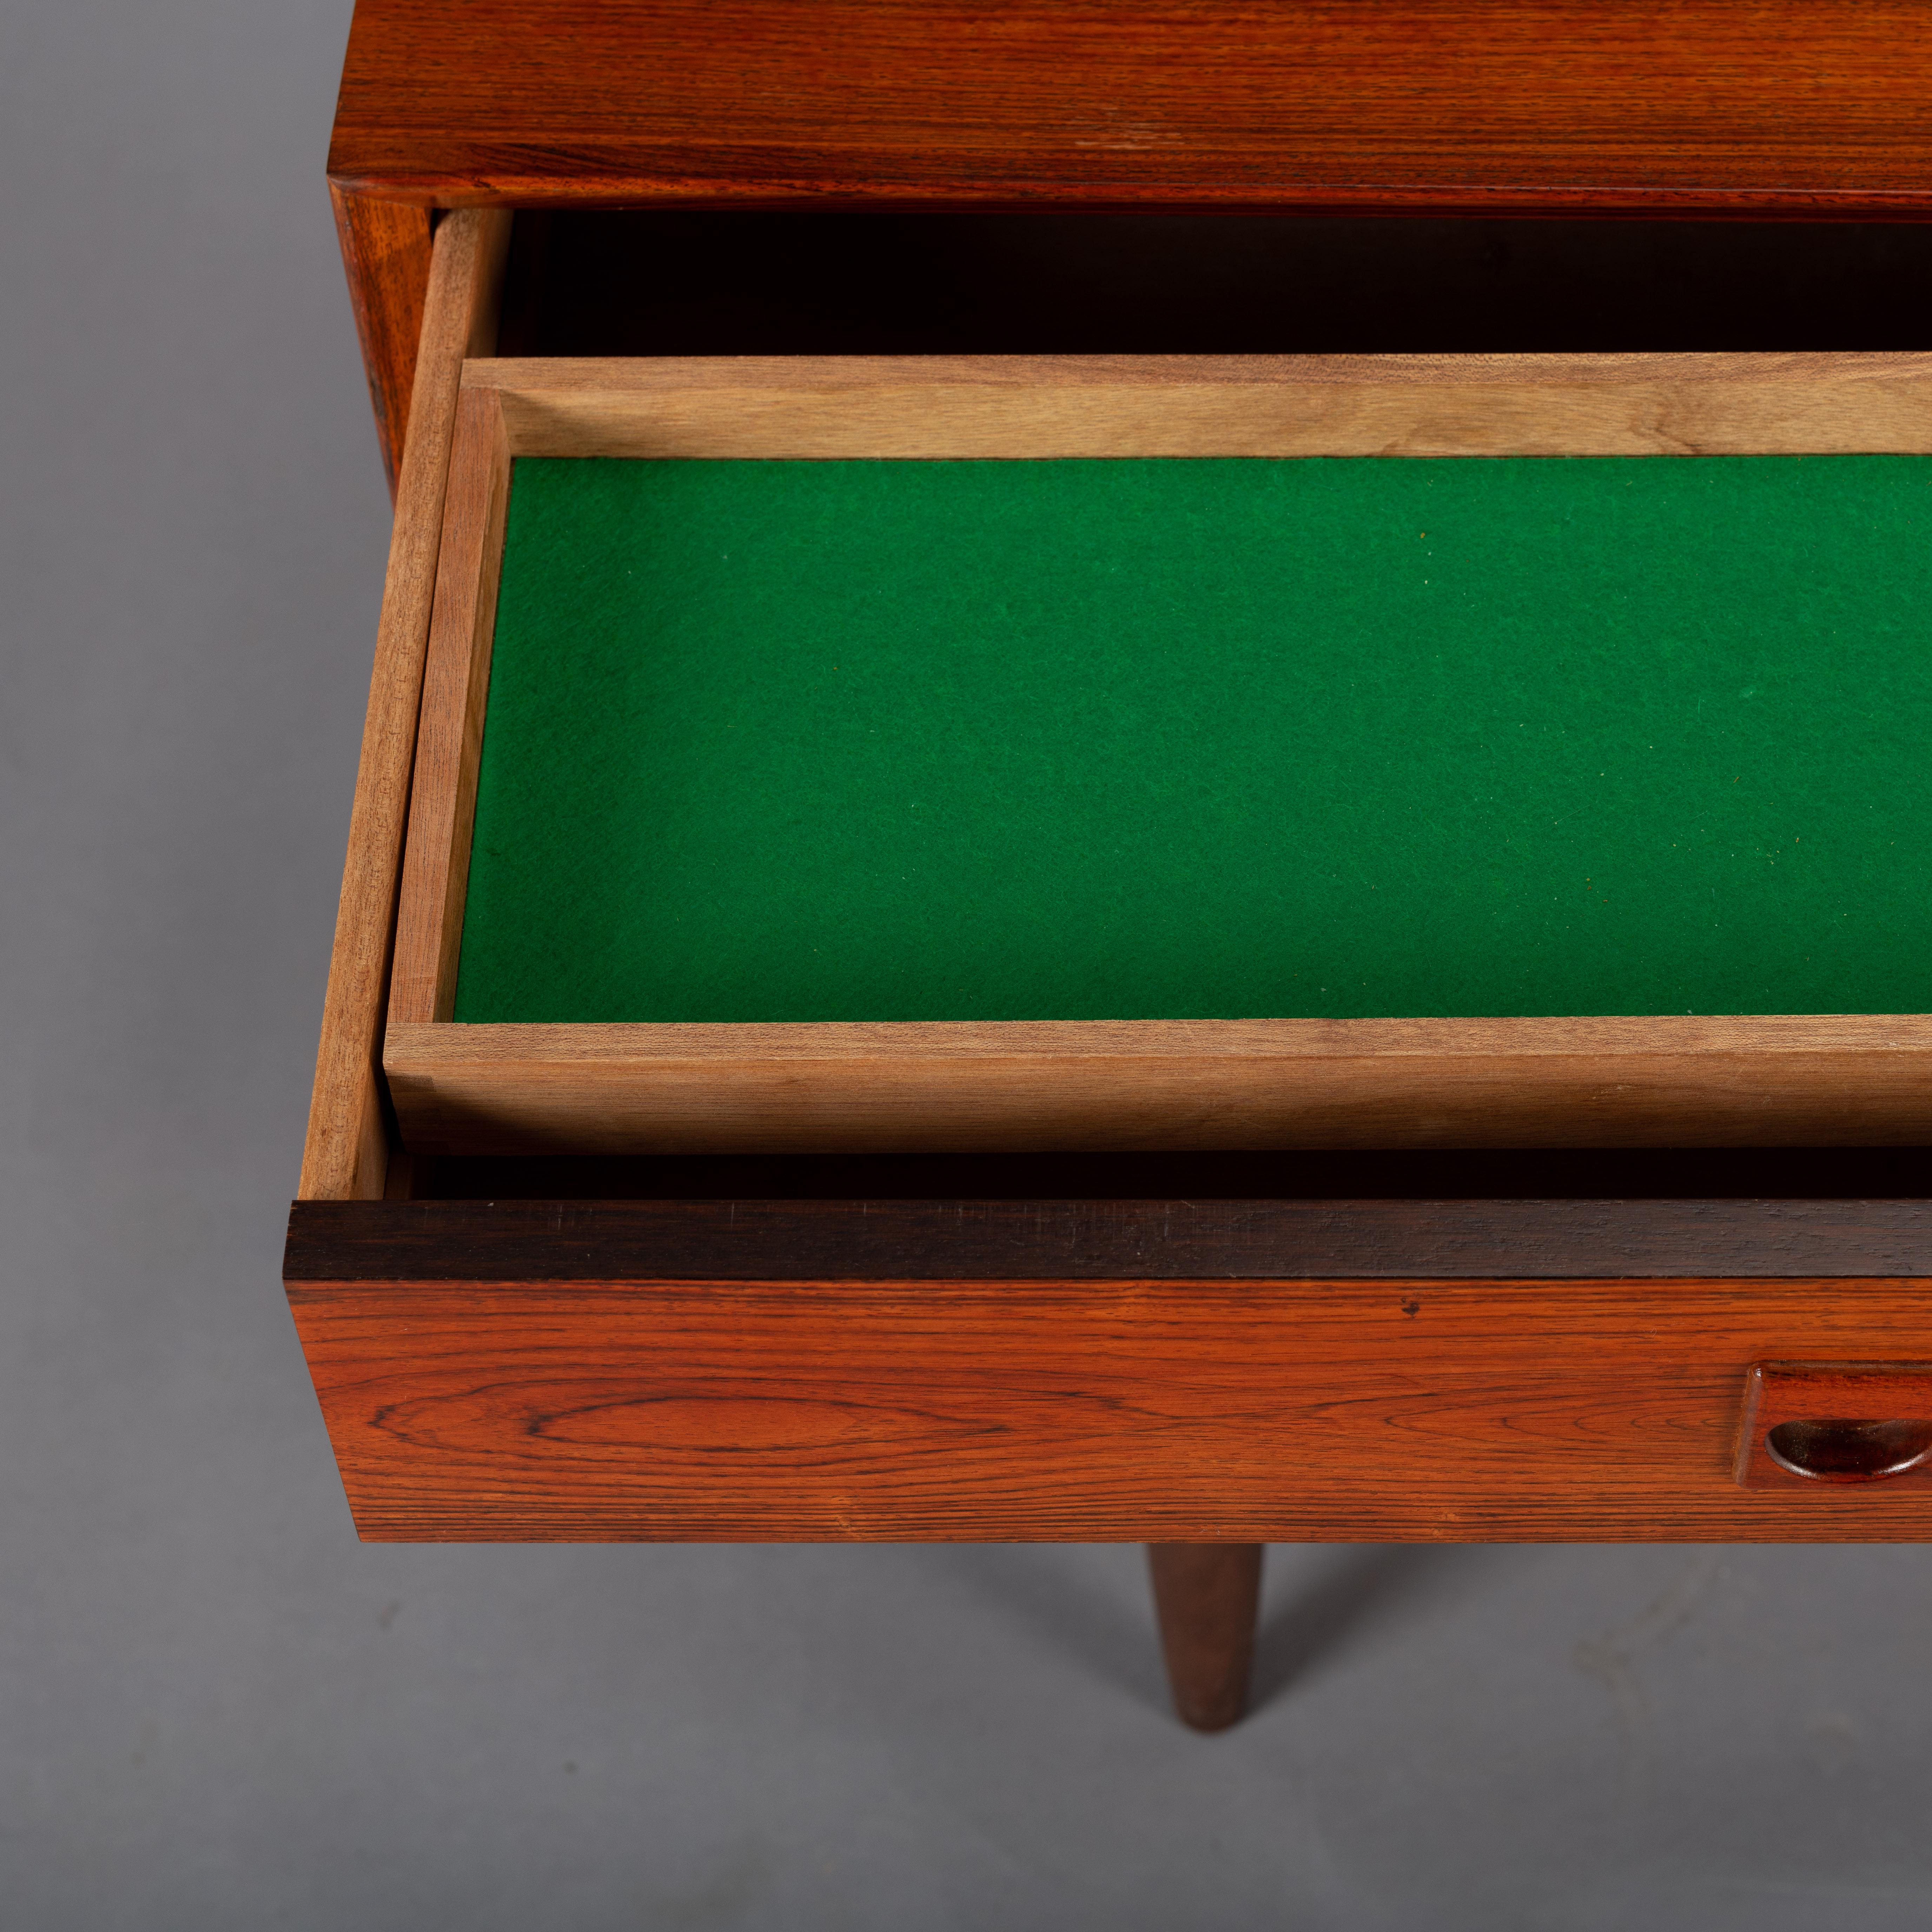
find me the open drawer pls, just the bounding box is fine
[382,345,1932,1155]
[287,210,1932,1543]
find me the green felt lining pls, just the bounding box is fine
[454,454,1932,1024]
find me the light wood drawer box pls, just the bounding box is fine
[379,339,1932,1157]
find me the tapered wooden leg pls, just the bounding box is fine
[1147,1543,1264,1731]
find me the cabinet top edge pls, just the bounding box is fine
[330,0,1932,213]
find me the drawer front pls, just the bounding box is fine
[285,1266,1932,1542]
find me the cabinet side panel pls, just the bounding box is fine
[329,186,434,498]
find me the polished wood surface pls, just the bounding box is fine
[330,1,1932,215]
[283,1256,1932,1541]
[327,186,432,498]
[297,209,510,1201]
[1148,1544,1263,1732]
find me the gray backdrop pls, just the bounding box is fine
[5,2,1932,1925]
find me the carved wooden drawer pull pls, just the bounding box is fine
[1739,1365,1932,1489]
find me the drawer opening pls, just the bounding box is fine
[501,212,1932,362]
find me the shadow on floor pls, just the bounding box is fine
[914,1542,1532,1728]
[914,1544,1175,1717]
[1249,1545,1523,1717]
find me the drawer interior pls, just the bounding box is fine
[458,446,1932,1028]
[290,211,1932,1547]
[297,208,1932,1200]
[375,343,1932,1157]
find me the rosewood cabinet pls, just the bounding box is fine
[292,2,1932,1729]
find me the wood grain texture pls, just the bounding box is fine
[282,1262,1932,1540]
[1148,1543,1263,1731]
[329,187,435,498]
[383,1015,1932,1156]
[297,209,511,1202]
[328,1,1932,215]
[283,1198,1932,1283]
[470,351,1932,458]
[389,386,511,1026]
